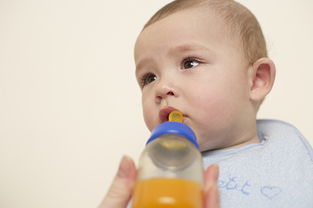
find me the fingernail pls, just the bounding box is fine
[117,155,131,178]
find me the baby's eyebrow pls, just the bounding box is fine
[168,43,213,56]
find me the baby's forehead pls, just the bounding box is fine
[144,2,238,32]
[145,6,241,42]
[135,7,242,53]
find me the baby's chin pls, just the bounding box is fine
[143,118,158,132]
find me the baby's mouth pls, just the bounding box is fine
[159,106,184,123]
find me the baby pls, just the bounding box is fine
[100,0,313,207]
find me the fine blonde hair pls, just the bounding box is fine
[143,0,267,64]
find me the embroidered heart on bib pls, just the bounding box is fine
[260,186,282,200]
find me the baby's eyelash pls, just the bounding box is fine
[181,57,203,69]
[139,72,157,87]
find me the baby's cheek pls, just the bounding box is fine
[196,99,231,122]
[190,103,237,150]
[143,113,154,132]
[142,107,153,130]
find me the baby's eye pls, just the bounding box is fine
[181,57,201,69]
[140,73,157,87]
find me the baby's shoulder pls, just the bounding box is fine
[257,119,304,135]
[256,119,313,164]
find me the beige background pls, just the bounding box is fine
[0,0,312,207]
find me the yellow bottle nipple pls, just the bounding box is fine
[168,110,184,122]
[159,110,185,150]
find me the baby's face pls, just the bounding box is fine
[134,8,258,151]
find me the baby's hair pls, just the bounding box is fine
[143,0,267,64]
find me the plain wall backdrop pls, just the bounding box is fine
[0,0,312,207]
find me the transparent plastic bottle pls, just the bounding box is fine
[131,111,204,208]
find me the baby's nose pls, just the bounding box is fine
[155,87,176,105]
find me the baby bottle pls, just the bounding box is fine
[131,110,204,208]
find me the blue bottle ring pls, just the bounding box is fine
[146,121,200,149]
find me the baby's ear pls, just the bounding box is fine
[248,57,276,102]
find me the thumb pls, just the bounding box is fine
[98,156,136,208]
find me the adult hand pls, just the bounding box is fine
[98,156,136,208]
[98,156,220,208]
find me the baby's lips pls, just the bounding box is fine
[159,106,182,123]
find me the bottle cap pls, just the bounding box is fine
[146,121,200,149]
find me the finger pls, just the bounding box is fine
[204,164,219,191]
[98,155,136,208]
[205,183,220,208]
[204,165,220,208]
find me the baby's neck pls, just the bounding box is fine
[224,136,260,150]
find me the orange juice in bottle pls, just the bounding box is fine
[132,110,203,208]
[132,178,203,208]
